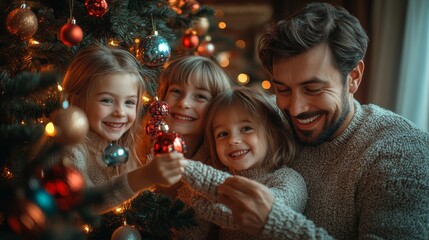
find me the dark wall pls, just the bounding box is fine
[201,0,373,103]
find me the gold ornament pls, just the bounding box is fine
[6,4,38,39]
[51,106,89,145]
[191,17,209,36]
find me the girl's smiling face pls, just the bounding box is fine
[164,82,213,138]
[213,108,268,171]
[84,73,139,141]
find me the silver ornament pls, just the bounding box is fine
[140,31,171,67]
[111,225,142,240]
[103,143,129,166]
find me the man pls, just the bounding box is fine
[218,2,429,239]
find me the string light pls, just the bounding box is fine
[82,224,93,233]
[261,80,271,89]
[2,167,13,180]
[237,73,249,84]
[45,122,56,137]
[109,39,120,47]
[235,40,246,49]
[218,21,226,29]
[142,95,150,104]
[29,38,40,45]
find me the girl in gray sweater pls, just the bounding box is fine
[175,87,307,239]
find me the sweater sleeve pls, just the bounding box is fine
[181,161,309,232]
[181,160,231,201]
[63,146,138,214]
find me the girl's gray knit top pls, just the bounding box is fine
[176,160,307,240]
[260,101,429,239]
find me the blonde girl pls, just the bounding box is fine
[61,45,187,214]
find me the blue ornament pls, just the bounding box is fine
[140,31,171,67]
[103,143,129,166]
[28,178,57,216]
[32,188,57,217]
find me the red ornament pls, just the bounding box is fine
[7,198,47,237]
[84,0,109,17]
[41,164,85,211]
[59,18,83,46]
[182,29,199,49]
[148,97,169,119]
[153,130,187,155]
[146,118,164,140]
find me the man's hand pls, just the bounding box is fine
[218,176,274,235]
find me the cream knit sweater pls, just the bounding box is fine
[62,131,142,214]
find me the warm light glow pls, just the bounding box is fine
[29,38,40,45]
[235,40,246,49]
[237,73,249,84]
[21,121,25,125]
[218,22,227,29]
[217,52,231,68]
[45,122,56,137]
[142,95,150,104]
[2,167,13,180]
[114,207,124,214]
[82,224,92,233]
[261,80,271,89]
[109,39,120,47]
[219,58,229,67]
[57,84,63,91]
[134,38,140,44]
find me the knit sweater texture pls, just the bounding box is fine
[262,101,429,239]
[62,131,142,213]
[176,160,307,240]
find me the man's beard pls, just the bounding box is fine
[286,91,350,146]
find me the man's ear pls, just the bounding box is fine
[348,60,364,94]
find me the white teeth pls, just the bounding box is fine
[174,114,193,121]
[105,122,124,128]
[297,115,320,124]
[230,150,249,157]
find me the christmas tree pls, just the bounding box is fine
[0,0,216,239]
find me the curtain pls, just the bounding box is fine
[368,0,406,111]
[369,0,429,132]
[395,0,429,131]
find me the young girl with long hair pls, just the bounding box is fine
[61,45,187,214]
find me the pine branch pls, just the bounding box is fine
[89,190,197,240]
[0,71,60,96]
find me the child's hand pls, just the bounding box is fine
[147,152,188,187]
